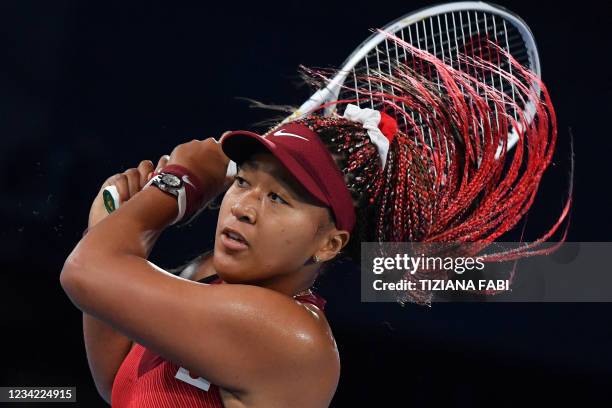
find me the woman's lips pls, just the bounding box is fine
[220,231,249,251]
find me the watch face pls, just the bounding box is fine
[161,173,181,188]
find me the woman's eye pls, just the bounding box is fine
[234,175,247,187]
[269,192,287,204]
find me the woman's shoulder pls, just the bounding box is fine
[293,298,339,385]
[235,286,340,400]
[251,288,340,378]
[212,280,338,363]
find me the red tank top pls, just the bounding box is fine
[111,275,326,407]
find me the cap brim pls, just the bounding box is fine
[221,131,274,164]
[220,131,329,206]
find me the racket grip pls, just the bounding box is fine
[102,185,121,213]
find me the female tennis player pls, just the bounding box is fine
[60,30,568,407]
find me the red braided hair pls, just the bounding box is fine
[262,32,572,304]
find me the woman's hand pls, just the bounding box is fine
[166,137,232,203]
[88,135,233,229]
[88,155,170,228]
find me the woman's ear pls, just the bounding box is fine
[316,229,350,263]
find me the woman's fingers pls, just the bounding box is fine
[124,168,141,198]
[137,160,155,189]
[104,159,153,203]
[108,174,130,203]
[155,155,170,173]
[101,155,169,206]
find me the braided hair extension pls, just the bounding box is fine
[261,32,572,304]
[292,115,436,261]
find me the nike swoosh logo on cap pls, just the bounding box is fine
[272,129,309,141]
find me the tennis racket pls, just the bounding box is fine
[285,2,540,139]
[103,1,541,213]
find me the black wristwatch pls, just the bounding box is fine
[144,172,187,225]
[151,173,183,197]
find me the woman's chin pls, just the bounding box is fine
[212,249,250,283]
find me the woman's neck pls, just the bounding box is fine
[194,251,317,298]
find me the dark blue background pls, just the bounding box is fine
[1,0,610,406]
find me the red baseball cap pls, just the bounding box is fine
[220,122,356,233]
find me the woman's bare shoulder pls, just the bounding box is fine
[255,290,340,389]
[214,285,339,403]
[295,301,338,353]
[210,282,339,362]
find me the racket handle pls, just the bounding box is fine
[102,185,121,213]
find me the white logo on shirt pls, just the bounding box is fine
[175,367,211,391]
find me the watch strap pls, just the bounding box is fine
[143,174,185,225]
[144,164,205,226]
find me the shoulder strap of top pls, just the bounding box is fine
[295,291,327,311]
[197,273,222,284]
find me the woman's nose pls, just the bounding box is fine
[231,200,256,224]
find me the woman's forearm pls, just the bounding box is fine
[75,186,176,259]
[60,186,177,305]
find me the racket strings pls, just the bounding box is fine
[339,11,533,163]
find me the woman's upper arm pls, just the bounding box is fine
[82,313,133,404]
[62,253,321,394]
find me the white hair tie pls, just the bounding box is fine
[343,104,393,169]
